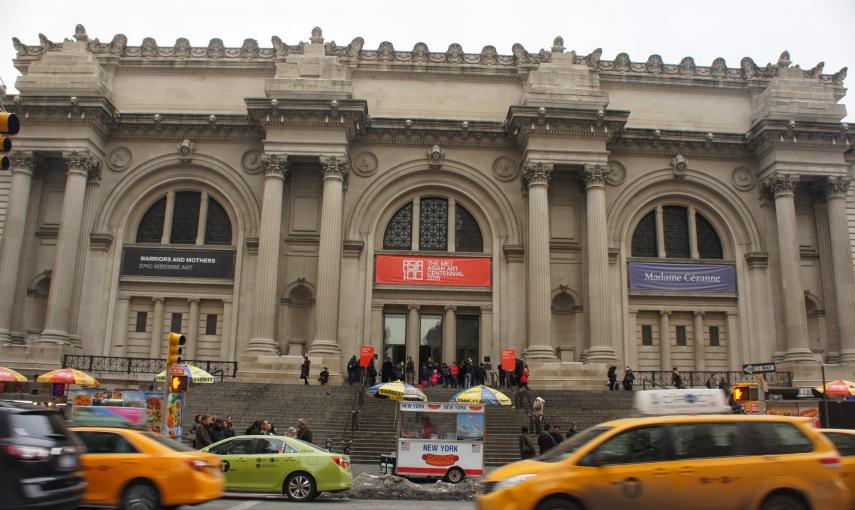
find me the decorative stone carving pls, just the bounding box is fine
[9,150,34,172]
[585,48,602,67]
[74,24,88,42]
[320,156,349,181]
[777,51,791,68]
[411,42,429,63]
[177,139,196,163]
[140,37,158,57]
[107,147,132,172]
[805,62,825,79]
[512,43,529,64]
[492,156,519,182]
[551,36,565,53]
[583,164,609,189]
[731,167,756,191]
[207,38,225,58]
[710,57,727,78]
[240,38,259,58]
[261,153,288,177]
[346,37,364,58]
[241,149,263,174]
[523,161,553,188]
[352,152,378,177]
[671,154,688,179]
[678,56,696,75]
[605,161,627,186]
[426,144,445,169]
[39,33,61,52]
[822,176,850,199]
[613,53,631,72]
[377,41,395,62]
[110,34,127,55]
[762,173,799,197]
[310,27,324,45]
[646,54,664,74]
[64,150,100,177]
[480,46,498,65]
[271,36,288,58]
[174,38,191,57]
[446,43,463,63]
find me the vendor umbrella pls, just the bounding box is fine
[154,363,215,384]
[449,385,512,406]
[37,368,99,387]
[367,380,427,401]
[815,379,855,397]
[0,367,27,383]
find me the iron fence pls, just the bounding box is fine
[636,370,792,390]
[62,355,238,381]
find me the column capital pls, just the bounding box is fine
[63,150,100,178]
[187,297,201,305]
[522,160,553,189]
[151,296,164,304]
[659,310,672,317]
[261,153,289,178]
[761,172,799,198]
[693,310,705,318]
[9,150,35,175]
[319,155,350,182]
[444,305,457,312]
[819,175,850,200]
[583,163,609,190]
[408,303,420,311]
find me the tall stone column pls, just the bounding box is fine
[186,298,200,360]
[246,154,287,354]
[220,299,234,360]
[149,297,165,358]
[523,161,556,360]
[0,151,35,345]
[584,164,615,362]
[406,304,420,366]
[68,166,101,346]
[161,190,175,244]
[693,311,705,371]
[443,306,457,364]
[764,173,813,361]
[195,192,209,245]
[39,151,99,345]
[659,310,671,371]
[309,156,348,356]
[823,176,855,363]
[110,296,130,356]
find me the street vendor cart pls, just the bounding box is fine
[392,401,485,483]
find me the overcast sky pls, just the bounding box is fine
[3,0,854,121]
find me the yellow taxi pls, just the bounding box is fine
[478,393,848,510]
[71,426,224,509]
[820,428,855,507]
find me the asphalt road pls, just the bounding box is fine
[187,498,474,509]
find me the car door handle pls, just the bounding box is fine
[677,467,694,475]
[651,468,669,476]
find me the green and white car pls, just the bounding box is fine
[201,435,351,501]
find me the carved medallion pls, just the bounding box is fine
[352,152,378,177]
[107,147,132,172]
[492,156,519,182]
[605,161,627,186]
[241,149,263,174]
[731,166,756,191]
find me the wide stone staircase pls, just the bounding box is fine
[182,383,636,467]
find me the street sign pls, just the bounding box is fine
[743,362,776,375]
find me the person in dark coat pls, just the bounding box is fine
[347,356,359,386]
[537,423,556,455]
[607,366,618,391]
[195,415,213,449]
[622,367,635,391]
[671,367,685,389]
[514,358,524,388]
[245,420,261,435]
[319,367,329,385]
[550,425,564,446]
[405,357,415,384]
[368,355,378,386]
[296,418,313,444]
[519,425,536,460]
[381,357,394,383]
[498,368,506,387]
[208,417,224,444]
[300,355,311,385]
[565,422,578,440]
[222,419,235,439]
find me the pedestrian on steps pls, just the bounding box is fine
[537,423,556,455]
[607,366,619,391]
[319,366,329,385]
[519,425,536,460]
[550,425,564,446]
[565,422,578,439]
[532,396,545,434]
[520,364,530,389]
[622,366,635,391]
[368,355,378,386]
[195,415,213,449]
[405,357,415,384]
[300,355,311,385]
[296,418,313,444]
[347,355,359,386]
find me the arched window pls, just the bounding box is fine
[381,196,484,253]
[630,205,723,260]
[136,191,233,246]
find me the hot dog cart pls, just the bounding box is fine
[390,401,485,483]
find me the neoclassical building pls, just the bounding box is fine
[1,25,853,386]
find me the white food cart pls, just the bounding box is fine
[391,401,485,483]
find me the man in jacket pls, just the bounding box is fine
[195,415,213,449]
[347,356,359,386]
[519,425,536,459]
[296,418,313,444]
[319,367,329,385]
[550,425,564,446]
[300,355,311,385]
[368,355,378,386]
[537,423,556,455]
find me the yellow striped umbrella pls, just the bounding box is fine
[154,364,215,384]
[449,385,512,406]
[37,368,99,386]
[0,367,27,383]
[367,380,428,401]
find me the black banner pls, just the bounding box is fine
[121,247,235,279]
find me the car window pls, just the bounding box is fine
[8,412,68,439]
[209,439,253,455]
[748,423,813,455]
[540,426,612,463]
[143,432,194,452]
[670,422,745,459]
[824,433,855,456]
[76,432,138,454]
[255,438,297,454]
[580,426,667,466]
[288,437,323,452]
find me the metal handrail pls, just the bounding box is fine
[637,370,793,390]
[62,355,238,381]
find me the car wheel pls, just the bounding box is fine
[445,467,465,484]
[284,472,317,502]
[121,481,159,510]
[761,494,807,510]
[536,496,583,510]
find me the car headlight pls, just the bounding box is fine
[494,474,537,491]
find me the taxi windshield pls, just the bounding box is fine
[537,425,612,463]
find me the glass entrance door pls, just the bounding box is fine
[419,314,442,371]
[383,313,406,365]
[456,314,479,365]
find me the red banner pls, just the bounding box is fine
[360,345,375,368]
[375,255,491,287]
[501,349,516,371]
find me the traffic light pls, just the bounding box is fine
[166,332,186,365]
[732,384,752,402]
[0,112,20,170]
[170,375,189,392]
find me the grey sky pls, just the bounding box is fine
[3,0,854,121]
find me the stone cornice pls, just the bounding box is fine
[112,112,259,142]
[245,98,367,141]
[354,117,512,149]
[748,119,853,158]
[505,106,629,147]
[609,127,750,159]
[3,95,117,138]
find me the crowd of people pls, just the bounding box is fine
[190,416,318,449]
[519,420,579,459]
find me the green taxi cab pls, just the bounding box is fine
[201,435,351,501]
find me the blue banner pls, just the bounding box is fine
[629,262,736,292]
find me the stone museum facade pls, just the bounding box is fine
[1,25,853,386]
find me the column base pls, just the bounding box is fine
[784,348,816,363]
[245,337,280,355]
[37,329,70,346]
[308,339,341,356]
[585,346,617,364]
[772,351,787,363]
[838,350,855,364]
[237,354,344,384]
[526,360,610,389]
[826,351,841,365]
[776,359,822,387]
[524,344,557,361]
[0,329,12,346]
